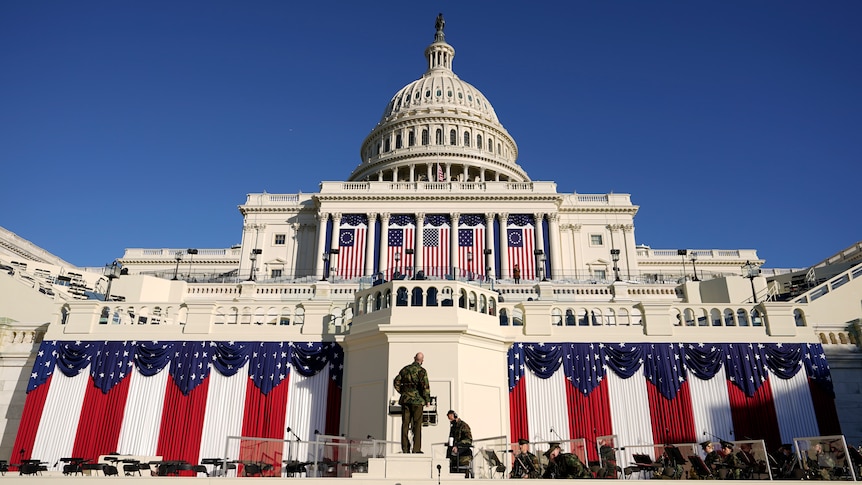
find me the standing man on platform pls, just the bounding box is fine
[394,352,430,453]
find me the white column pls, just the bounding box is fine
[409,164,415,182]
[315,213,329,280]
[622,224,636,280]
[498,213,509,279]
[329,213,342,280]
[378,213,391,275]
[365,213,377,277]
[548,213,562,280]
[571,224,583,278]
[534,213,545,280]
[449,212,460,278]
[485,212,496,279]
[415,212,425,275]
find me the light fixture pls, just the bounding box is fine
[677,249,688,281]
[172,250,184,280]
[248,249,262,281]
[610,249,621,282]
[690,251,699,281]
[743,260,760,303]
[104,261,121,302]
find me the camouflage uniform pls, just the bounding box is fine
[448,417,473,470]
[511,451,540,479]
[394,361,430,453]
[542,452,590,479]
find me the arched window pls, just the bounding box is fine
[396,287,409,306]
[441,286,454,306]
[793,309,806,327]
[579,309,590,326]
[711,309,722,326]
[512,308,524,326]
[435,129,443,145]
[724,309,735,326]
[498,143,501,154]
[751,309,763,326]
[427,287,438,306]
[411,287,423,306]
[374,292,382,311]
[384,138,391,152]
[488,138,493,151]
[684,308,696,326]
[499,308,509,326]
[480,294,487,313]
[489,298,496,316]
[449,129,457,145]
[99,307,110,325]
[60,305,70,325]
[409,131,416,146]
[395,132,402,149]
[463,131,470,147]
[552,308,562,326]
[737,309,749,326]
[565,309,575,326]
[477,134,483,149]
[294,307,305,325]
[422,129,429,145]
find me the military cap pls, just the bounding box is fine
[720,441,734,450]
[518,438,529,445]
[544,443,561,457]
[700,440,713,450]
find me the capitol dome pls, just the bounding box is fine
[349,15,528,183]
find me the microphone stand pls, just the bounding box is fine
[285,427,303,477]
[437,463,442,485]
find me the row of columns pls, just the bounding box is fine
[375,162,507,183]
[314,212,562,280]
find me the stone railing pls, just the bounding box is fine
[318,180,559,195]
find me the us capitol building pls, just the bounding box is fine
[1,15,860,481]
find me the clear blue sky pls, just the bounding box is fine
[2,1,859,269]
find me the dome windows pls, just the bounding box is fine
[449,129,457,145]
[458,92,463,99]
[447,90,452,97]
[435,129,443,145]
[395,132,402,149]
[422,129,429,145]
[436,89,442,97]
[408,131,416,147]
[425,90,431,98]
[415,92,420,100]
[463,131,470,147]
[468,94,473,101]
[476,134,482,149]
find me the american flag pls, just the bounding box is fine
[338,214,367,280]
[436,163,445,182]
[423,215,450,278]
[507,214,536,280]
[387,215,415,279]
[458,215,485,279]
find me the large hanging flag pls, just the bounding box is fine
[458,214,485,279]
[507,214,536,280]
[338,214,368,280]
[508,341,837,462]
[423,214,450,278]
[387,215,415,279]
[13,340,344,472]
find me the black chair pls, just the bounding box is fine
[81,463,105,476]
[122,460,141,476]
[60,457,87,476]
[0,460,8,476]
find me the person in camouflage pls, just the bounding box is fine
[393,352,430,453]
[542,444,590,479]
[446,410,473,473]
[511,438,540,478]
[718,441,743,479]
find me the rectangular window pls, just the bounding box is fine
[274,234,286,245]
[271,269,282,278]
[590,234,604,246]
[593,269,606,280]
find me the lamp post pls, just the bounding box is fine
[321,252,329,281]
[171,251,183,280]
[743,260,760,303]
[467,250,473,280]
[248,249,262,281]
[677,249,688,281]
[610,249,621,282]
[690,251,699,281]
[329,248,339,282]
[104,261,121,301]
[186,248,198,281]
[393,251,401,278]
[534,249,545,281]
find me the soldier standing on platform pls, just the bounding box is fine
[394,352,431,453]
